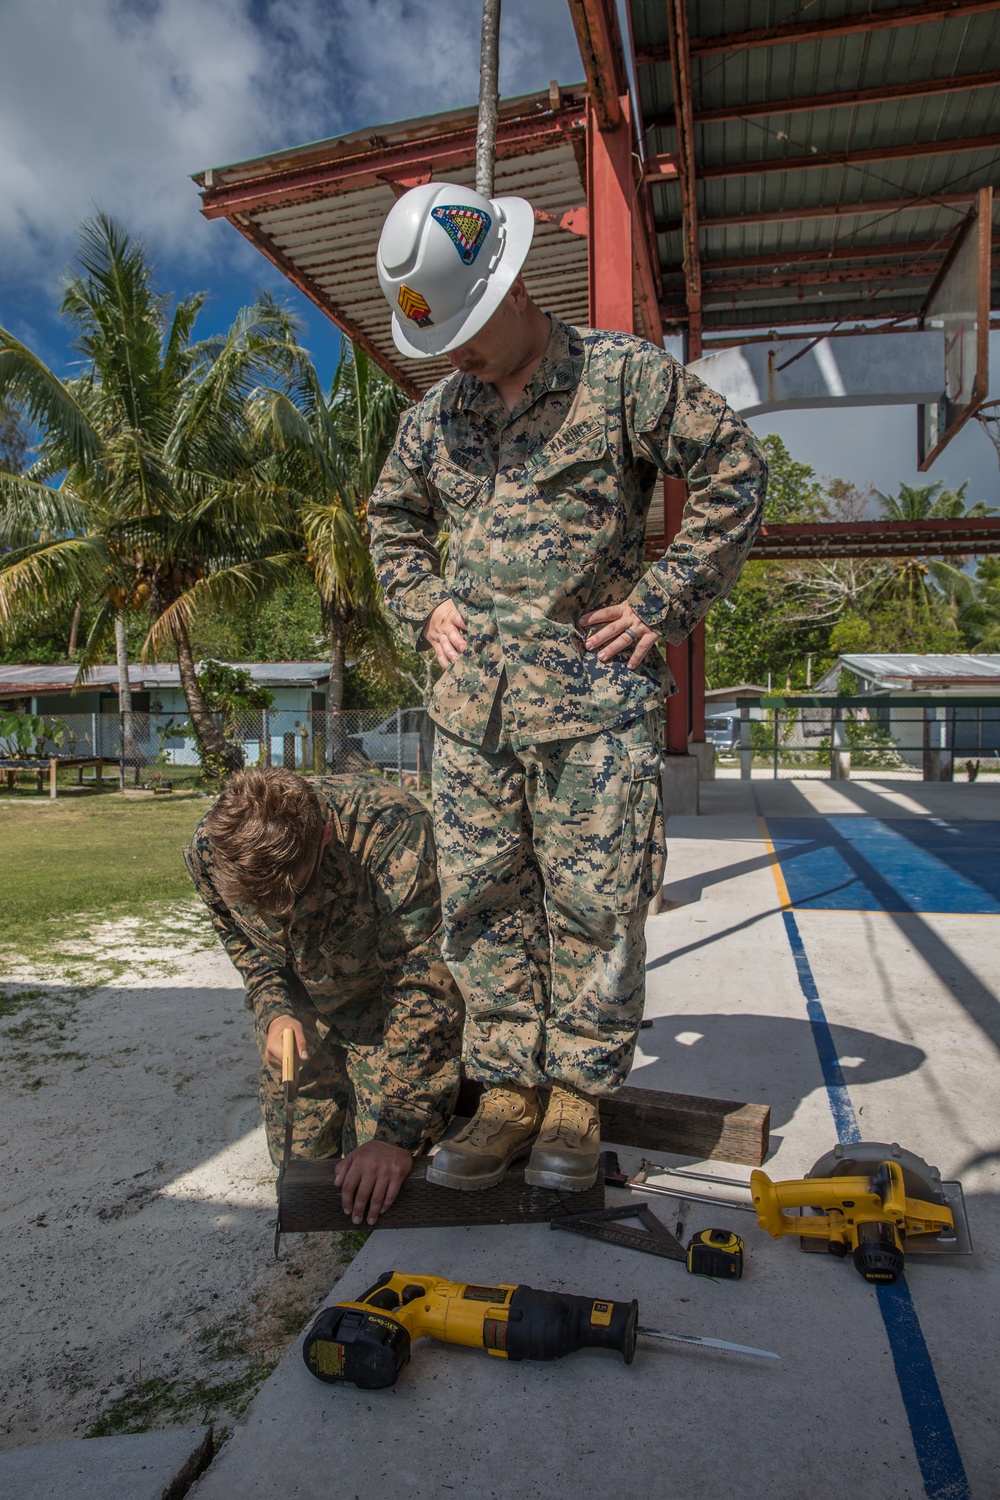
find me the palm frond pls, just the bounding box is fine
[0,536,105,633]
[0,472,89,544]
[0,330,101,466]
[142,551,302,657]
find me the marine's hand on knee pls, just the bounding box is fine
[334,1141,412,1225]
[264,1015,308,1069]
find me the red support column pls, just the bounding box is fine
[690,620,706,741]
[586,94,634,333]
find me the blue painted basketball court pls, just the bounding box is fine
[767,816,1000,914]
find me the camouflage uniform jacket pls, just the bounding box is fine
[368,316,767,750]
[184,775,463,1151]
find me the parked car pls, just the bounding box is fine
[350,709,429,770]
[704,714,740,755]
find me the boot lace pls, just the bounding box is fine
[543,1090,594,1145]
[463,1088,524,1146]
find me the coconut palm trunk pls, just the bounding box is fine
[114,611,140,785]
[325,612,350,769]
[172,615,244,773]
[67,600,81,657]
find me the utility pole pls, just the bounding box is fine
[476,0,501,198]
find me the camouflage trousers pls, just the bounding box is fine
[253,980,450,1166]
[432,706,665,1096]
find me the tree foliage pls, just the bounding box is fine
[0,213,307,773]
[705,439,997,689]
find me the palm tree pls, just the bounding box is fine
[246,341,412,760]
[871,481,996,638]
[0,214,303,773]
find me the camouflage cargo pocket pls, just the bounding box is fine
[532,715,662,944]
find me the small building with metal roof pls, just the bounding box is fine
[0,662,332,716]
[815,651,1000,692]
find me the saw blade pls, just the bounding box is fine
[637,1326,780,1361]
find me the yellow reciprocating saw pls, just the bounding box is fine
[302,1272,638,1388]
[750,1158,954,1284]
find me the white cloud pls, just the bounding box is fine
[0,0,581,291]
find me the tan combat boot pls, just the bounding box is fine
[524,1084,601,1191]
[426,1084,543,1191]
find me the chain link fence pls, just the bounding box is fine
[724,696,1000,782]
[1,707,435,791]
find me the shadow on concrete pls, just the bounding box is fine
[746,781,1000,1059]
[658,847,799,909]
[632,1011,925,1146]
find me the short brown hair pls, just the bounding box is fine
[204,767,325,918]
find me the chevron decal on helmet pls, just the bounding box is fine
[431,205,492,265]
[397,284,434,327]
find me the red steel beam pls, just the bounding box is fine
[567,0,629,130]
[690,306,937,336]
[697,132,1000,181]
[199,106,586,219]
[646,518,1000,562]
[702,238,952,272]
[664,0,703,356]
[693,248,998,295]
[646,69,1000,129]
[587,95,634,332]
[756,518,1000,560]
[655,190,992,235]
[634,1,999,63]
[701,320,931,349]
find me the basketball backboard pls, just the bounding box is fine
[918,187,992,471]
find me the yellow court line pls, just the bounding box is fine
[757,813,792,912]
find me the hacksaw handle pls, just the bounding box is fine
[281,1026,299,1092]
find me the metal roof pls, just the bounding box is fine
[837,651,1000,684]
[630,0,1000,348]
[195,1,998,388]
[0,663,331,697]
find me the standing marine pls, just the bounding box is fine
[367,182,767,1194]
[185,767,463,1225]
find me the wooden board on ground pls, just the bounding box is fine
[277,1158,606,1237]
[456,1080,769,1167]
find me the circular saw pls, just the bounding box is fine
[750,1141,971,1284]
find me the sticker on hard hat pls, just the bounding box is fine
[398,284,434,327]
[431,205,492,265]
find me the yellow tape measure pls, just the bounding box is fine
[686,1229,744,1279]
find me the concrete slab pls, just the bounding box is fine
[190,779,999,1500]
[0,1426,212,1499]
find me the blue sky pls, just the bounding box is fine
[1,0,996,503]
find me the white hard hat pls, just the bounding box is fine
[376,181,535,359]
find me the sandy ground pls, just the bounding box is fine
[0,909,357,1450]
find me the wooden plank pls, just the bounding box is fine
[457,1080,769,1167]
[277,1158,605,1236]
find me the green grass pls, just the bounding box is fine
[0,792,211,964]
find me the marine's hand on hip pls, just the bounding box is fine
[425,599,468,670]
[578,602,659,668]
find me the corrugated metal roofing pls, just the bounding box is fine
[0,663,331,696]
[632,0,1000,342]
[840,652,1000,682]
[194,4,998,377]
